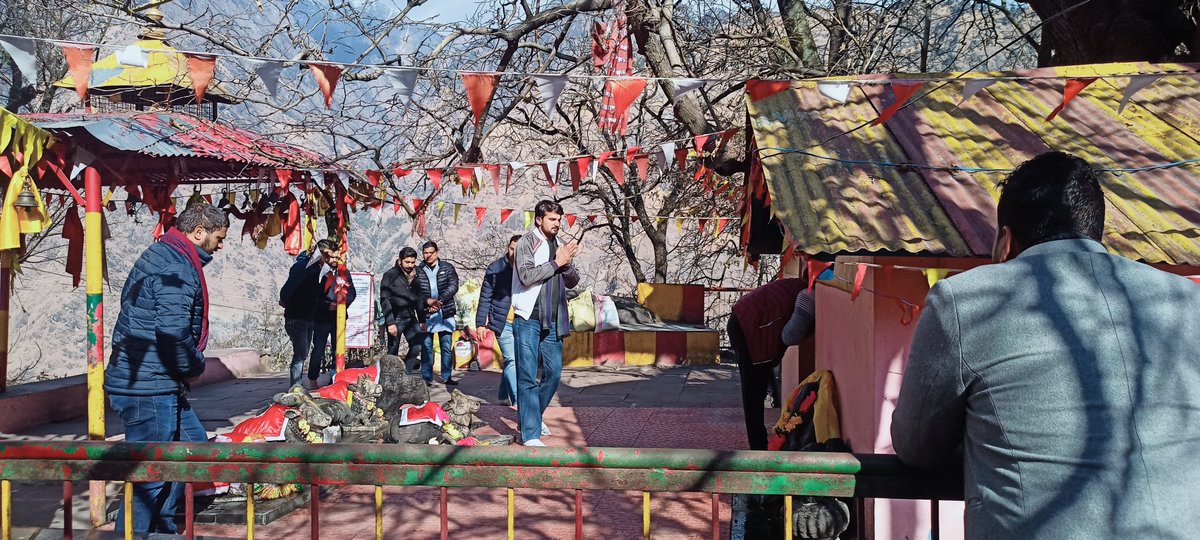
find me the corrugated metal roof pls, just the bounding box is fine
[25,111,328,172]
[746,62,1200,266]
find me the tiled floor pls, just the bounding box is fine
[3,365,772,539]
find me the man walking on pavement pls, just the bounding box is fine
[512,200,581,446]
[380,246,426,374]
[477,234,521,405]
[309,238,357,387]
[279,243,323,386]
[105,203,227,534]
[416,240,460,386]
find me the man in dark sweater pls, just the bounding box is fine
[476,235,521,404]
[380,246,426,374]
[308,239,356,386]
[279,244,323,385]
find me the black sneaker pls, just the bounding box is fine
[443,379,459,386]
[424,380,433,387]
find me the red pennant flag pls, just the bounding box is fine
[274,169,292,193]
[807,260,834,293]
[365,170,383,187]
[872,81,925,126]
[203,194,213,205]
[698,218,708,234]
[717,128,739,152]
[746,80,791,102]
[500,208,514,223]
[602,78,648,135]
[587,215,598,223]
[456,166,475,187]
[485,164,502,195]
[1046,77,1098,121]
[426,169,443,190]
[693,134,712,154]
[475,206,488,228]
[392,167,412,178]
[674,148,689,171]
[566,214,578,228]
[184,54,217,104]
[61,45,95,103]
[308,63,343,109]
[393,194,401,214]
[716,218,730,235]
[633,154,649,181]
[412,198,424,213]
[604,158,626,185]
[462,73,500,126]
[630,216,639,223]
[570,157,591,192]
[625,147,642,162]
[540,162,557,189]
[850,264,869,301]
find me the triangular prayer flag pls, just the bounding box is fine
[523,210,534,229]
[0,37,38,86]
[248,59,283,97]
[426,169,443,190]
[925,268,951,289]
[456,166,475,188]
[604,158,626,186]
[392,167,412,178]
[386,69,420,110]
[717,128,739,152]
[570,157,591,192]
[393,194,401,214]
[657,142,676,171]
[745,80,791,102]
[308,63,343,109]
[850,265,869,301]
[475,206,487,228]
[675,219,683,234]
[625,147,642,163]
[807,260,834,293]
[693,134,712,154]
[462,72,500,126]
[587,215,598,223]
[671,78,705,98]
[437,201,446,215]
[958,79,996,107]
[602,77,647,135]
[674,148,689,171]
[873,81,925,126]
[1118,74,1162,115]
[60,44,95,103]
[453,203,461,223]
[817,81,852,103]
[365,170,383,187]
[1046,78,1097,121]
[500,208,514,224]
[274,169,292,193]
[541,160,559,189]
[633,154,649,181]
[715,218,729,236]
[184,54,216,104]
[698,218,707,234]
[412,198,424,212]
[534,75,568,117]
[566,214,577,228]
[116,45,148,68]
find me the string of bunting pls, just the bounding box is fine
[792,256,965,326]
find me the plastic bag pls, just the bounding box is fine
[568,287,597,331]
[593,293,621,332]
[454,278,482,328]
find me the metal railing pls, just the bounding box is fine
[0,441,962,540]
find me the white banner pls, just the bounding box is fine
[345,272,375,349]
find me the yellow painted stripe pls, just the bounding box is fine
[507,488,515,540]
[123,482,132,540]
[246,484,254,540]
[643,491,650,540]
[784,495,793,540]
[375,485,383,540]
[2,479,11,540]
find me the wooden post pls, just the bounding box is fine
[84,167,106,526]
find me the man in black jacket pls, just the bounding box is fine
[380,246,426,374]
[477,235,520,404]
[279,244,323,385]
[415,241,460,386]
[309,239,357,387]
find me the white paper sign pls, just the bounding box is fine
[345,272,375,349]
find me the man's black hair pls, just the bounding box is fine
[316,238,337,251]
[534,200,564,219]
[421,241,439,252]
[398,247,418,260]
[509,234,522,244]
[997,151,1105,248]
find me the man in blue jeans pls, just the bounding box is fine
[416,241,460,386]
[279,244,323,385]
[476,234,521,405]
[512,200,581,446]
[104,203,228,534]
[309,239,357,387]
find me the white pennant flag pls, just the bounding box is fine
[115,45,148,68]
[69,148,96,180]
[957,79,997,107]
[336,170,349,189]
[0,37,38,85]
[247,59,284,97]
[510,162,527,172]
[534,75,568,117]
[671,78,705,98]
[817,81,852,104]
[657,142,676,171]
[311,170,325,189]
[544,159,559,185]
[1118,74,1162,115]
[386,69,419,109]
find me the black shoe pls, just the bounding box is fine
[424,380,432,387]
[443,379,459,386]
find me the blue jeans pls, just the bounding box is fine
[514,317,562,442]
[310,319,336,381]
[110,393,208,534]
[284,318,313,386]
[422,331,454,382]
[497,324,517,402]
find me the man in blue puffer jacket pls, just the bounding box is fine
[105,203,228,535]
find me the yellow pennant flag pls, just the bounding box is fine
[250,189,261,203]
[925,268,951,289]
[453,203,461,223]
[523,210,534,229]
[437,201,446,215]
[675,219,684,234]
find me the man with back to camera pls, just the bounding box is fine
[379,246,427,374]
[416,240,460,386]
[105,202,228,534]
[892,151,1200,539]
[279,243,323,386]
[512,200,581,446]
[477,234,522,405]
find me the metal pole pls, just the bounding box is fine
[84,166,106,527]
[0,251,10,394]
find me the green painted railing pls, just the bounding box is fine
[0,441,963,540]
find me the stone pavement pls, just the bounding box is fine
[3,365,772,539]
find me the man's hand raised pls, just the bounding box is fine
[555,240,581,267]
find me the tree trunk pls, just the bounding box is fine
[777,0,822,69]
[1022,0,1197,65]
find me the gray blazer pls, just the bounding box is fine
[892,239,1200,540]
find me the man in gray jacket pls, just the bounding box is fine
[892,151,1200,539]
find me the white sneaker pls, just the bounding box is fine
[523,439,546,447]
[541,422,552,437]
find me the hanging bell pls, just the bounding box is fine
[13,190,38,209]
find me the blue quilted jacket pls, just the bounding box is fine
[104,241,211,396]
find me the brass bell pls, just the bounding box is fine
[13,190,38,209]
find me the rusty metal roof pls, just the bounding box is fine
[24,111,328,184]
[746,62,1200,266]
